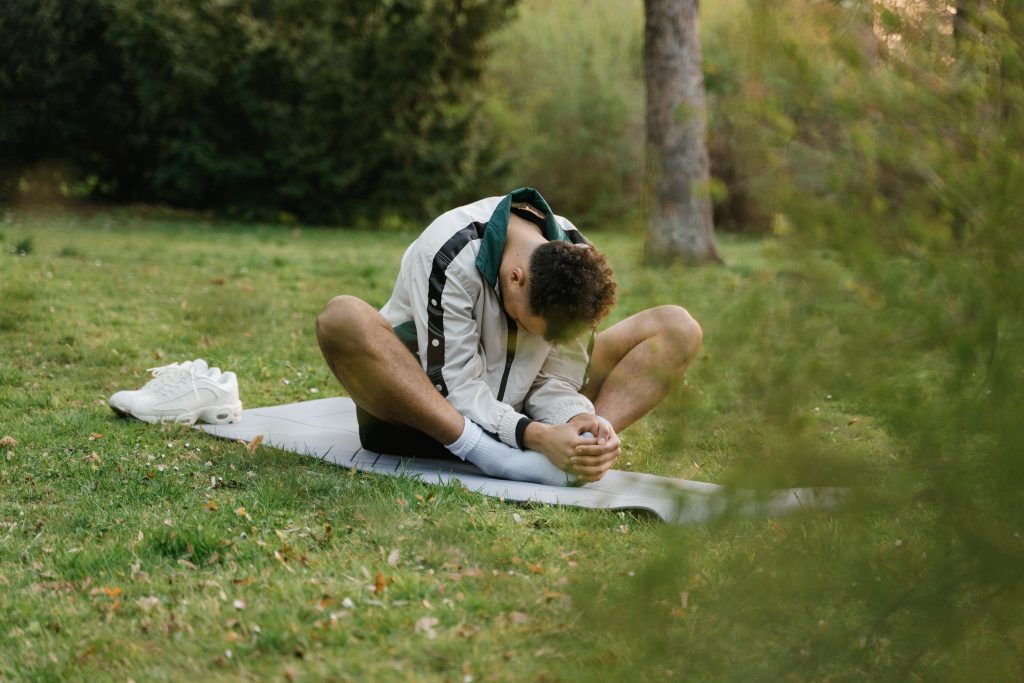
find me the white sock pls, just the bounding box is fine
[445,416,483,460]
[446,416,575,487]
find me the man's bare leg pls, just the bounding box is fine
[315,295,464,444]
[582,305,702,431]
[316,296,576,485]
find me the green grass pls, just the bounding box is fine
[0,208,1018,681]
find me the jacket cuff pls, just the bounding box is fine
[498,409,530,448]
[514,417,534,449]
[546,397,596,426]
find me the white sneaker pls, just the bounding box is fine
[109,359,209,415]
[109,359,242,425]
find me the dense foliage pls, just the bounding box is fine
[0,0,513,221]
[0,0,138,203]
[566,1,1024,680]
[480,0,646,230]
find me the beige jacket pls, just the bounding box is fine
[379,189,595,448]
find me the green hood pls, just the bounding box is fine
[475,187,571,288]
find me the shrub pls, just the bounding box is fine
[0,0,140,203]
[479,0,646,230]
[0,0,514,221]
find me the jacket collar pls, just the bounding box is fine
[476,187,569,288]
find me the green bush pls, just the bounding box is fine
[0,0,514,221]
[0,0,139,203]
[479,0,646,230]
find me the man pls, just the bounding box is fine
[316,188,701,485]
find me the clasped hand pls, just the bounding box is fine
[524,415,621,483]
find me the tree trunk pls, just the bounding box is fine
[954,1,979,53]
[643,0,722,266]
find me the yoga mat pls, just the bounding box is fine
[198,397,842,524]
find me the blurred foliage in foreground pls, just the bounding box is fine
[0,0,512,222]
[558,1,1024,680]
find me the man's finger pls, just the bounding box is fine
[573,443,620,458]
[573,447,620,462]
[571,450,620,468]
[575,447,620,462]
[573,463,614,477]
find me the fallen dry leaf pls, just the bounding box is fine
[245,434,263,454]
[455,622,479,638]
[136,596,161,611]
[88,433,104,441]
[0,435,17,448]
[274,550,294,573]
[32,581,76,594]
[415,616,439,639]
[234,507,249,519]
[232,576,254,586]
[374,572,387,595]
[203,500,218,512]
[508,611,529,625]
[527,563,544,575]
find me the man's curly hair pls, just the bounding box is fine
[528,241,617,343]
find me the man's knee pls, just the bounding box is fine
[315,295,375,356]
[654,305,702,364]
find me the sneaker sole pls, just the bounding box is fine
[199,401,244,425]
[127,401,243,426]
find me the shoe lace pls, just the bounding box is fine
[145,363,201,399]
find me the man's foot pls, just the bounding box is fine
[109,359,242,425]
[446,416,576,486]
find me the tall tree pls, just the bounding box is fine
[643,0,722,265]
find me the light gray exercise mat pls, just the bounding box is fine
[197,397,842,524]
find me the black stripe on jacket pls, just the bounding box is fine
[426,222,487,396]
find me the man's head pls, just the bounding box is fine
[502,240,617,343]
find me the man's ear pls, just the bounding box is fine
[510,266,527,288]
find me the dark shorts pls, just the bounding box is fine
[354,321,458,460]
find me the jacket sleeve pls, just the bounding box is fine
[523,334,595,424]
[408,261,531,448]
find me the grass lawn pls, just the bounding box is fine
[0,208,1018,681]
